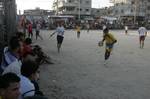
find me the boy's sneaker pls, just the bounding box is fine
[104,60,108,66]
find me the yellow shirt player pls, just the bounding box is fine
[104,33,117,45]
[76,25,81,38]
[76,26,80,32]
[101,28,117,60]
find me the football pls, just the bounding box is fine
[98,41,103,47]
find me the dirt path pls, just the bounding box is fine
[35,30,150,99]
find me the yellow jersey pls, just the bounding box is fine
[76,26,80,32]
[104,33,116,44]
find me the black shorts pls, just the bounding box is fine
[57,35,64,44]
[140,36,145,41]
[36,30,39,35]
[29,31,33,34]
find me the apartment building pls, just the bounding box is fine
[146,0,150,20]
[110,0,128,3]
[91,7,113,18]
[110,0,147,25]
[53,0,92,19]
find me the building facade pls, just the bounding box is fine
[24,8,54,16]
[24,8,54,21]
[110,0,128,3]
[23,8,54,29]
[146,0,150,20]
[110,0,147,26]
[53,0,92,20]
[91,7,113,18]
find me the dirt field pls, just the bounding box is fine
[34,30,150,99]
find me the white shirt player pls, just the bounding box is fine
[138,27,147,36]
[125,26,128,30]
[55,26,65,37]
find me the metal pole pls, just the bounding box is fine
[78,0,80,21]
[134,0,139,25]
[134,0,136,25]
[56,0,58,15]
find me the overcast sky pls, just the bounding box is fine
[16,0,113,13]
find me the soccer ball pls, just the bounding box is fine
[98,41,103,47]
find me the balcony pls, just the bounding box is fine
[60,10,78,15]
[58,2,77,8]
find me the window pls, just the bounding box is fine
[77,8,82,11]
[68,0,71,3]
[148,6,150,10]
[80,0,82,4]
[115,10,118,14]
[86,9,89,12]
[131,1,135,5]
[121,9,124,13]
[121,2,124,5]
[66,7,75,11]
[86,1,89,4]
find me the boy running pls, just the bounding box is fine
[101,28,117,61]
[50,24,65,53]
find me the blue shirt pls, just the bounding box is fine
[0,47,21,72]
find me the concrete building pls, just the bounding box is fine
[22,8,55,29]
[91,7,113,18]
[24,8,54,16]
[113,0,145,16]
[146,0,150,20]
[23,8,54,24]
[53,0,92,20]
[110,0,127,3]
[110,0,146,26]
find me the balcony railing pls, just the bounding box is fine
[58,2,78,7]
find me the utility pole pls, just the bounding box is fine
[134,0,139,25]
[78,0,80,21]
[56,0,58,15]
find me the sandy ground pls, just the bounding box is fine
[34,29,150,99]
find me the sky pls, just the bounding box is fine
[16,0,113,13]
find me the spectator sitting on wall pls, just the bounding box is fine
[21,38,53,65]
[21,60,43,97]
[0,37,22,75]
[16,32,25,42]
[0,73,20,99]
[22,38,33,59]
